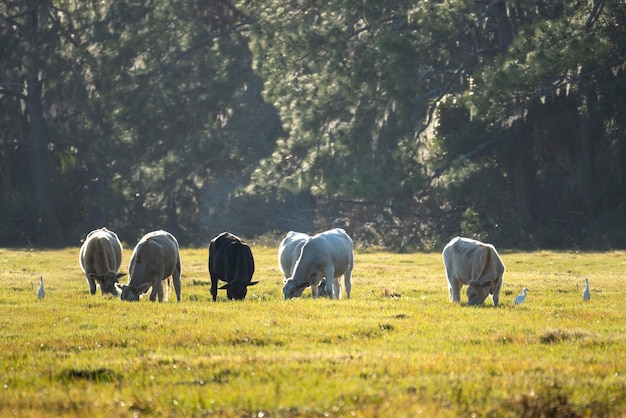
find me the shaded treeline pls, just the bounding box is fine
[1,0,625,249]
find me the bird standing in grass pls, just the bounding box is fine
[37,276,45,299]
[582,278,590,301]
[514,288,528,305]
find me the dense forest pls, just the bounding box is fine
[1,0,625,250]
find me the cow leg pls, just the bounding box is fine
[172,258,182,302]
[87,274,97,295]
[210,281,218,301]
[324,267,337,299]
[491,279,502,307]
[344,265,353,299]
[448,278,462,303]
[324,277,334,299]
[157,282,164,302]
[333,278,341,299]
[311,284,319,299]
[150,280,163,302]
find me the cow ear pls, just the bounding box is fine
[247,281,259,287]
[480,280,492,288]
[117,272,127,278]
[219,283,231,290]
[138,282,151,294]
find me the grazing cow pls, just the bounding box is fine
[283,228,353,300]
[209,232,258,301]
[79,227,126,296]
[278,231,328,298]
[442,236,505,306]
[119,230,182,302]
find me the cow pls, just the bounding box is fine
[208,232,258,301]
[282,228,353,300]
[278,231,328,298]
[79,227,126,296]
[119,230,182,302]
[442,236,505,307]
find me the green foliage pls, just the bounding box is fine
[460,207,484,240]
[430,1,626,248]
[2,0,626,249]
[1,0,277,245]
[244,0,465,200]
[1,247,625,416]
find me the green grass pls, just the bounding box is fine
[1,246,625,417]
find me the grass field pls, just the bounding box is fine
[0,245,625,417]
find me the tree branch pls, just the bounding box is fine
[414,59,466,144]
[585,0,606,31]
[479,0,506,22]
[432,139,498,179]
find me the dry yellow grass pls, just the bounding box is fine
[0,246,625,417]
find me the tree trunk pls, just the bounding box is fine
[493,0,513,52]
[508,120,537,228]
[578,80,598,218]
[24,1,58,241]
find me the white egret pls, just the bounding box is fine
[514,288,529,305]
[37,276,45,299]
[582,278,590,301]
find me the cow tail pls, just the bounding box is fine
[208,241,214,272]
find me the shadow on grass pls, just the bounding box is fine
[59,368,120,383]
[494,382,582,418]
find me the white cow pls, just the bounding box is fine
[442,236,505,306]
[282,228,353,299]
[119,230,182,302]
[278,231,328,298]
[79,227,126,296]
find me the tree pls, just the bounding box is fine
[1,0,80,242]
[435,0,626,247]
[239,1,479,246]
[88,0,265,243]
[0,0,278,245]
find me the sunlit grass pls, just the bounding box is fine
[0,246,625,416]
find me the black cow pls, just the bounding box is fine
[208,232,258,301]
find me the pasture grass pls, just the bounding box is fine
[0,246,625,417]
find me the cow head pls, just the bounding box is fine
[118,282,151,302]
[219,280,259,300]
[282,278,309,299]
[89,272,126,296]
[466,280,492,306]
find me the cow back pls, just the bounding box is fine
[301,228,353,278]
[79,227,123,274]
[284,228,353,298]
[129,231,179,286]
[278,231,309,278]
[209,232,256,300]
[209,232,254,283]
[443,236,505,306]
